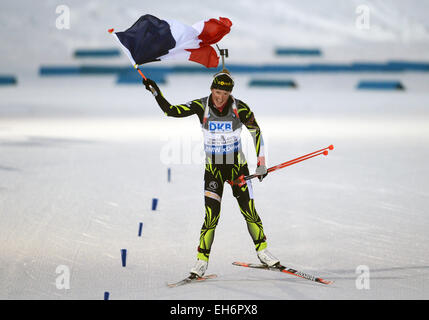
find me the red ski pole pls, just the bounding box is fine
[268,144,334,173]
[228,145,334,186]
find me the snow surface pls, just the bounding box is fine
[1,0,429,300]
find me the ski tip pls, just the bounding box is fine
[328,144,334,150]
[232,261,249,267]
[108,28,114,34]
[167,280,183,288]
[202,274,218,280]
[319,279,334,285]
[167,274,217,288]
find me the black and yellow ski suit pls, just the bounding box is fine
[152,87,268,262]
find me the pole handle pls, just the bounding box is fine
[136,67,157,96]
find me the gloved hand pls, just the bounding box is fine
[142,78,160,96]
[255,165,268,182]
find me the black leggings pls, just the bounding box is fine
[197,162,267,261]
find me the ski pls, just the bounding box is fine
[232,262,333,285]
[167,273,217,288]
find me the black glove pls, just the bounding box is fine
[142,78,160,96]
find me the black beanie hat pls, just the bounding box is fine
[211,71,234,92]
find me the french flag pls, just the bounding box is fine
[110,14,232,68]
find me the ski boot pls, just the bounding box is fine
[257,249,280,267]
[190,259,208,278]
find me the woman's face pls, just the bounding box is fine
[211,88,230,109]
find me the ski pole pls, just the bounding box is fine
[270,144,333,171]
[267,144,333,173]
[230,151,327,186]
[108,28,157,95]
[228,145,334,186]
[244,151,327,182]
[269,150,326,171]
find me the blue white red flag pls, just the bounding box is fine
[110,14,232,68]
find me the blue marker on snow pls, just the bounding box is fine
[121,249,127,267]
[152,198,158,211]
[104,291,110,300]
[138,222,143,237]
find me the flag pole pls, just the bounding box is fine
[216,44,228,71]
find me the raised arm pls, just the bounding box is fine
[142,78,204,119]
